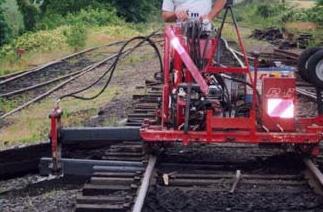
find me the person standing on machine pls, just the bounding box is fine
[162,0,228,22]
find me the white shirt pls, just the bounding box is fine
[162,0,212,17]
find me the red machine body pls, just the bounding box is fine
[140,16,323,155]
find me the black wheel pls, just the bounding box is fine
[308,49,323,88]
[297,47,321,82]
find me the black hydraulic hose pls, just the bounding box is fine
[214,74,231,114]
[184,83,192,133]
[59,32,163,101]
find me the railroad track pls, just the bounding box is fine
[144,149,323,211]
[0,42,124,91]
[0,34,162,119]
[2,78,323,211]
[2,38,323,211]
[74,79,161,211]
[73,77,323,211]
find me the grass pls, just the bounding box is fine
[217,22,272,51]
[0,98,18,113]
[289,0,316,9]
[0,87,117,148]
[0,43,155,148]
[0,23,160,77]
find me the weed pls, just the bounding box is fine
[0,97,17,112]
[64,24,87,52]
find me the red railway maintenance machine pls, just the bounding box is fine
[140,6,323,156]
[49,6,323,173]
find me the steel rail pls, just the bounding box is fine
[0,60,101,119]
[0,40,163,99]
[0,51,123,119]
[222,38,246,67]
[0,41,127,85]
[0,33,162,84]
[132,155,157,212]
[0,64,95,98]
[0,39,162,119]
[304,158,323,185]
[304,158,323,195]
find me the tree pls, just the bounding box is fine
[109,0,161,22]
[0,0,11,45]
[17,0,41,31]
[39,0,161,23]
[316,0,323,6]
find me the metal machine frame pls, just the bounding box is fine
[48,6,323,172]
[139,6,323,154]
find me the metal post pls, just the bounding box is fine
[49,106,62,175]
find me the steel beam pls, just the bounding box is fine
[93,166,144,173]
[0,143,50,180]
[60,127,141,145]
[39,158,143,177]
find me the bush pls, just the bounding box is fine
[281,6,323,25]
[37,8,122,30]
[40,0,161,23]
[66,8,121,26]
[109,0,161,22]
[0,27,66,57]
[234,1,323,27]
[233,2,290,27]
[317,0,323,6]
[64,24,87,51]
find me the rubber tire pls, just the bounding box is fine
[297,47,321,82]
[308,49,323,89]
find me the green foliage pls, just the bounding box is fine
[109,0,161,22]
[40,0,103,16]
[17,0,41,31]
[0,26,66,57]
[234,0,323,27]
[281,5,323,25]
[0,97,17,112]
[0,0,11,46]
[316,0,323,6]
[37,8,122,30]
[256,4,288,18]
[233,2,289,27]
[1,0,24,36]
[40,0,161,23]
[64,24,87,51]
